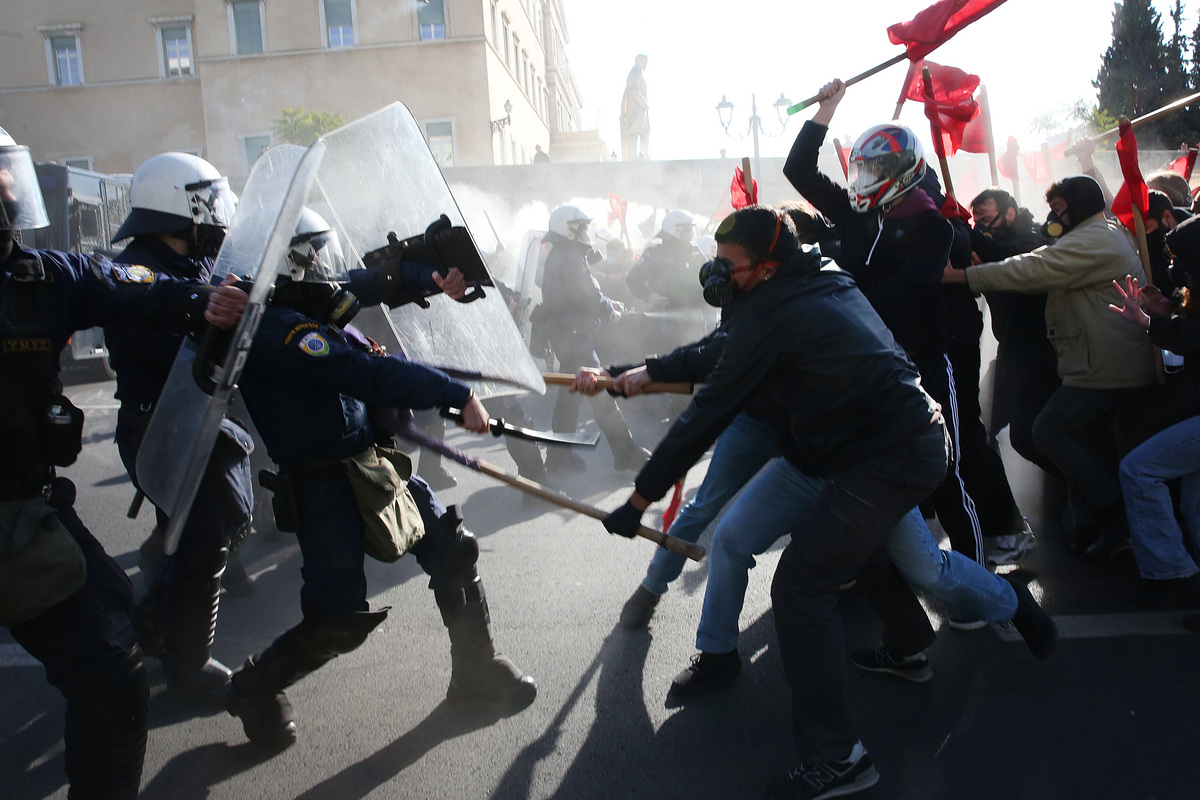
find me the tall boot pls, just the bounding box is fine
[226,609,388,748]
[160,558,232,704]
[63,648,148,800]
[435,570,536,710]
[591,394,650,472]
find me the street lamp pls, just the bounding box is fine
[715,92,792,179]
[490,99,513,136]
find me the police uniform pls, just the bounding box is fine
[103,236,253,697]
[1,242,223,800]
[223,266,535,749]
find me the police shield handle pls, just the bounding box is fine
[472,458,706,563]
[542,372,694,396]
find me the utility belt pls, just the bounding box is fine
[261,446,424,562]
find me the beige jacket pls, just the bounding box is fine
[965,213,1156,389]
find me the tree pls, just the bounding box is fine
[1160,0,1198,148]
[273,107,347,145]
[1094,0,1171,144]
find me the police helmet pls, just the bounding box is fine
[848,124,927,212]
[548,204,593,245]
[113,152,236,243]
[0,126,50,231]
[659,209,695,243]
[285,208,349,283]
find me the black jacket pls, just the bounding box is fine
[784,120,953,363]
[633,247,939,502]
[970,207,1054,354]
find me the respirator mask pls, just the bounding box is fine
[698,257,739,307]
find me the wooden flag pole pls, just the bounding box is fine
[922,66,956,199]
[980,85,999,186]
[788,53,910,115]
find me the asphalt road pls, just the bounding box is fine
[3,375,1199,800]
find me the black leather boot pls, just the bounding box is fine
[435,570,536,710]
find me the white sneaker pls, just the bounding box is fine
[988,522,1037,566]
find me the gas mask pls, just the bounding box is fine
[1041,211,1065,240]
[698,257,744,307]
[584,246,603,265]
[273,278,361,326]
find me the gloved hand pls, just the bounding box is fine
[603,500,643,539]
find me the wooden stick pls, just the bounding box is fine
[922,67,956,199]
[1066,89,1200,154]
[542,372,695,395]
[787,52,909,115]
[980,85,999,187]
[832,138,849,180]
[742,156,754,203]
[473,459,706,561]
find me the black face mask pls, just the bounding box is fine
[191,224,227,261]
[1,199,21,229]
[698,257,740,307]
[273,278,360,326]
[1168,260,1200,293]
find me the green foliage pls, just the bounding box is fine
[272,107,348,145]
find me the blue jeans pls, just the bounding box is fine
[1119,414,1200,580]
[641,412,780,596]
[696,462,1017,653]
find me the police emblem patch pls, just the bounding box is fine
[112,264,156,284]
[297,331,330,357]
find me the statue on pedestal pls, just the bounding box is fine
[620,55,650,161]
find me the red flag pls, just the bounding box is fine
[905,60,980,157]
[835,143,850,179]
[887,0,1010,61]
[939,194,973,224]
[1111,120,1149,233]
[607,193,628,229]
[1168,153,1190,177]
[960,88,991,154]
[731,167,758,209]
[998,137,1019,179]
[661,480,685,533]
[1020,151,1051,183]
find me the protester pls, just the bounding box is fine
[224,210,535,749]
[944,175,1158,559]
[969,188,1062,476]
[1,126,247,800]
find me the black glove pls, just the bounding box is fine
[603,500,643,539]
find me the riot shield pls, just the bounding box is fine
[137,142,326,554]
[309,102,544,399]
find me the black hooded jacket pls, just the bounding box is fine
[970,206,1054,354]
[633,246,939,502]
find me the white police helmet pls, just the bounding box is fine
[660,209,695,243]
[0,126,50,231]
[548,204,593,245]
[285,208,348,283]
[113,152,236,242]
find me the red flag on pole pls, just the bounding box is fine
[1111,120,1150,233]
[960,88,992,154]
[607,193,628,229]
[887,0,1010,61]
[904,59,980,157]
[731,167,758,209]
[998,137,1020,179]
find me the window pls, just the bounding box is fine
[62,157,93,171]
[229,1,264,55]
[425,121,455,167]
[502,16,510,68]
[40,27,84,86]
[490,2,498,50]
[242,134,272,173]
[153,20,194,77]
[322,0,355,48]
[513,35,520,76]
[418,0,445,41]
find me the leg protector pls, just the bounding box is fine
[435,569,537,709]
[63,647,149,800]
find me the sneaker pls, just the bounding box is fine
[947,616,987,631]
[618,585,660,629]
[850,646,932,683]
[766,741,880,800]
[669,650,741,698]
[1005,577,1057,659]
[988,522,1037,566]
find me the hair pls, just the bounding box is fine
[970,187,1018,213]
[1148,190,1174,224]
[1147,171,1192,208]
[776,200,823,245]
[714,205,797,265]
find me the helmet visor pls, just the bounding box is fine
[184,177,237,228]
[0,147,50,230]
[291,229,348,283]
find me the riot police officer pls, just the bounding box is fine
[224,210,536,749]
[0,127,247,800]
[104,152,254,702]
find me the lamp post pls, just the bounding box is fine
[716,92,792,180]
[490,99,513,136]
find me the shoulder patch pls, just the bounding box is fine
[112,264,156,284]
[283,322,320,345]
[297,331,331,357]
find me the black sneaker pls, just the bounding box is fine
[850,646,932,683]
[766,741,880,800]
[225,681,298,750]
[669,650,741,697]
[618,585,660,629]
[1006,577,1057,659]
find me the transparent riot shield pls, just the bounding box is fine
[309,102,544,399]
[137,142,326,554]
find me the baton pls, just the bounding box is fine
[542,372,694,396]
